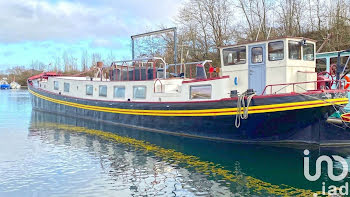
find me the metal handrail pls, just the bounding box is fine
[111,57,166,66]
[168,60,213,79]
[261,80,346,95]
[110,57,167,80]
[109,58,216,81]
[167,60,212,67]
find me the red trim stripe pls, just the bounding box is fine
[182,76,230,84]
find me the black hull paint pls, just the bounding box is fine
[28,85,349,144]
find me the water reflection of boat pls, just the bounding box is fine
[30,110,335,196]
[29,110,236,196]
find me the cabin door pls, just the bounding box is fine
[248,44,266,95]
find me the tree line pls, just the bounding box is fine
[175,0,348,63]
[133,0,350,66]
[2,50,116,86]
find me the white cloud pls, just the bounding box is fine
[0,0,182,43]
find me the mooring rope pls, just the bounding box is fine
[295,85,346,112]
[295,84,350,129]
[235,91,255,128]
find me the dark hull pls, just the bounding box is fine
[28,85,349,144]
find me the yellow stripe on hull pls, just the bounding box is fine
[29,89,348,116]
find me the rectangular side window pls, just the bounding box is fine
[64,82,70,92]
[86,85,93,96]
[288,41,301,60]
[316,58,327,72]
[303,43,315,61]
[114,86,125,98]
[331,56,350,73]
[133,86,146,99]
[190,85,212,99]
[54,81,59,90]
[251,47,263,63]
[268,41,284,61]
[99,85,107,97]
[223,46,246,66]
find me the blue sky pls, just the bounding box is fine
[0,0,182,70]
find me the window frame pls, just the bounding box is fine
[86,85,93,96]
[64,82,70,92]
[331,56,350,73]
[99,85,107,97]
[189,85,212,100]
[222,46,246,66]
[268,41,284,61]
[113,86,126,98]
[251,47,264,64]
[303,43,315,61]
[288,41,302,60]
[133,85,147,99]
[316,58,327,73]
[54,81,59,90]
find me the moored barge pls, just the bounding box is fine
[28,37,349,144]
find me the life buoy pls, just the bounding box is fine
[344,75,350,89]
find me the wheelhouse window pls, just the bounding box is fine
[268,41,284,61]
[99,85,107,97]
[190,85,212,99]
[303,43,315,61]
[288,41,301,60]
[114,86,125,98]
[54,81,59,90]
[331,56,350,73]
[86,85,93,96]
[251,47,263,63]
[316,58,327,72]
[133,86,146,99]
[223,46,246,66]
[64,82,70,92]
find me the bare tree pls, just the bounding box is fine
[176,0,235,65]
[81,50,89,71]
[236,0,273,41]
[62,51,70,72]
[91,53,102,67]
[105,51,115,66]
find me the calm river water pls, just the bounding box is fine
[1,89,350,197]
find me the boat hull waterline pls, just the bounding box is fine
[28,85,348,144]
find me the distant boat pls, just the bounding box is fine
[0,79,10,89]
[10,81,21,89]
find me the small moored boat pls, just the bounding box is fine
[0,78,10,89]
[10,81,21,89]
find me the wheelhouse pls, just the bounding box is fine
[219,37,317,94]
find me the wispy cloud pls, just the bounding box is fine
[0,0,182,68]
[0,0,181,42]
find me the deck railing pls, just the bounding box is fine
[109,58,218,81]
[167,60,219,79]
[261,80,346,95]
